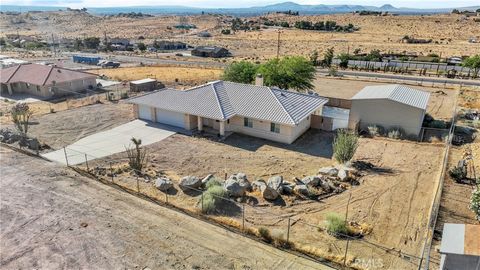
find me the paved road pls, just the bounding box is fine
[317,69,480,87]
[42,120,177,165]
[1,147,334,269]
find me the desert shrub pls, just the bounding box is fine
[10,103,33,136]
[449,166,467,181]
[325,212,348,236]
[429,120,447,129]
[333,129,359,164]
[205,178,222,189]
[272,232,294,248]
[258,227,273,243]
[387,127,403,139]
[470,186,480,220]
[367,125,384,136]
[125,137,147,172]
[200,185,227,214]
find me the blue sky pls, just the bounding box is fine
[2,0,479,8]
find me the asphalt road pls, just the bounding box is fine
[0,147,334,270]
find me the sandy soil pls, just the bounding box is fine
[89,127,445,269]
[1,12,479,59]
[23,103,134,150]
[88,66,223,88]
[314,77,457,119]
[0,147,332,269]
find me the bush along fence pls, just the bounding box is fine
[60,146,426,270]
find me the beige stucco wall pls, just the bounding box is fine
[7,77,96,98]
[349,99,425,136]
[226,115,311,144]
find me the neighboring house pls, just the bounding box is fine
[0,63,97,98]
[439,223,480,270]
[109,38,131,51]
[349,84,430,136]
[154,41,187,50]
[191,46,230,58]
[129,80,328,144]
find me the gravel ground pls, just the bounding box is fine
[0,147,332,270]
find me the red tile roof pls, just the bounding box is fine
[0,63,96,86]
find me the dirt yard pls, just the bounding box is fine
[88,66,223,88]
[314,77,458,120]
[0,147,331,270]
[89,128,445,269]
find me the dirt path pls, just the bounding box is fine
[0,147,332,270]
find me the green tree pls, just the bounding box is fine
[309,50,319,66]
[137,42,146,52]
[338,53,351,68]
[463,55,480,78]
[222,61,258,84]
[258,56,315,91]
[10,103,33,136]
[83,37,100,49]
[365,49,382,61]
[73,38,83,51]
[323,47,334,67]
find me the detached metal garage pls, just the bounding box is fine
[349,84,430,137]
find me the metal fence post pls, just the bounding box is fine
[242,204,245,231]
[344,238,350,266]
[63,147,69,166]
[286,217,291,243]
[201,192,204,212]
[110,162,114,182]
[84,154,89,171]
[165,192,168,203]
[136,175,140,193]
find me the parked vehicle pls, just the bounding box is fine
[100,61,120,68]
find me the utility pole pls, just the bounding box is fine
[51,33,56,57]
[276,30,281,58]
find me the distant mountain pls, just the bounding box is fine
[1,2,479,16]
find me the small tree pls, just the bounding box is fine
[463,55,480,78]
[10,103,33,136]
[470,186,480,220]
[258,56,315,91]
[125,137,147,172]
[337,53,351,68]
[309,50,319,66]
[333,129,359,164]
[323,47,334,67]
[222,61,258,84]
[137,42,146,52]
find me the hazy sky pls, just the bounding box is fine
[2,0,479,8]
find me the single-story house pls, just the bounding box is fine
[349,84,430,136]
[0,63,97,98]
[154,41,187,50]
[439,223,479,270]
[129,80,328,144]
[191,46,230,58]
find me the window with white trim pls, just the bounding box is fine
[244,117,253,128]
[270,122,280,133]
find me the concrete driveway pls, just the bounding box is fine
[42,120,177,165]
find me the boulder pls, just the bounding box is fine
[337,168,348,181]
[252,180,267,191]
[179,176,202,191]
[228,173,251,191]
[294,184,309,196]
[224,178,247,197]
[319,178,333,193]
[318,167,338,177]
[236,173,247,180]
[155,177,173,191]
[301,175,321,187]
[267,176,283,193]
[281,181,294,194]
[262,185,279,200]
[26,138,40,150]
[201,174,215,185]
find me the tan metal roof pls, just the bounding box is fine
[129,81,328,125]
[0,63,96,86]
[351,84,430,110]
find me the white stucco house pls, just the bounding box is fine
[349,84,430,136]
[129,80,328,144]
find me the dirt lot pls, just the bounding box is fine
[88,66,223,88]
[0,147,331,270]
[314,77,458,120]
[89,126,445,269]
[2,11,479,58]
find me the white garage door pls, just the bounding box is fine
[138,105,152,121]
[155,108,186,128]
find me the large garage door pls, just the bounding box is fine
[138,105,152,121]
[155,108,185,128]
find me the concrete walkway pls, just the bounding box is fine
[42,120,178,165]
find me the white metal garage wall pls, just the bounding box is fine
[138,105,152,121]
[155,108,186,128]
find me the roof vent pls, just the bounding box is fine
[280,93,286,97]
